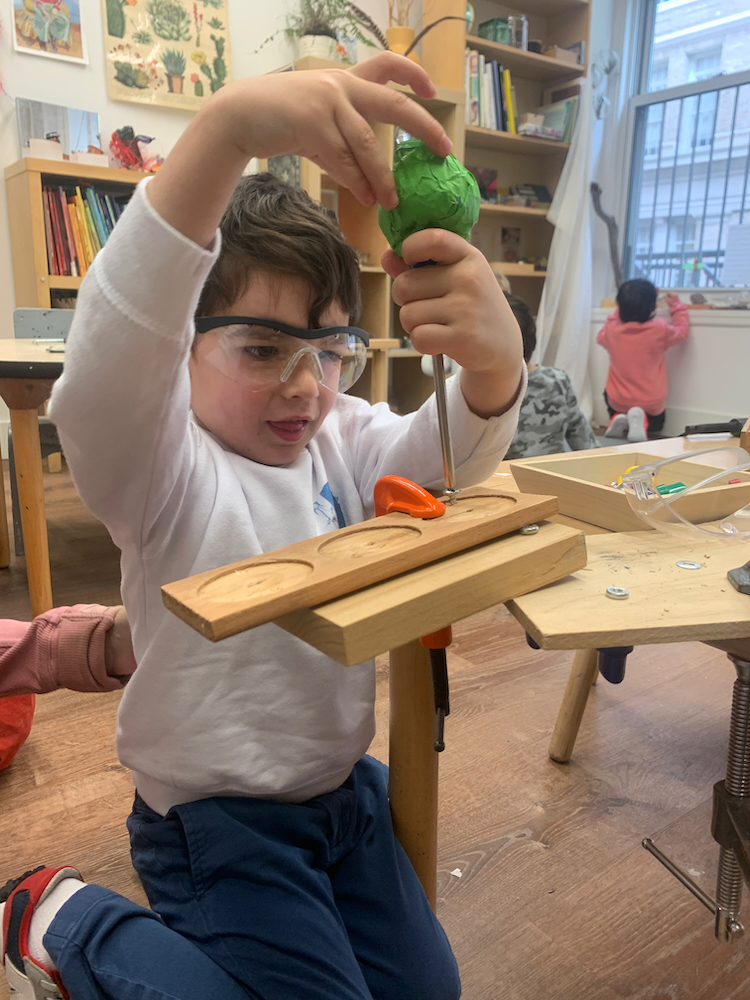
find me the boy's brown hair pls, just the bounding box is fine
[197,172,362,326]
[505,292,536,362]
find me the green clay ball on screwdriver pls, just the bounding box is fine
[378,137,481,257]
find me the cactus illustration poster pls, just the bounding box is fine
[102,0,232,111]
[12,0,89,63]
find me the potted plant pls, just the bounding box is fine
[161,47,186,93]
[256,1,386,62]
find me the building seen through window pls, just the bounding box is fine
[624,0,750,288]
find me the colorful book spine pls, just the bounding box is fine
[58,186,78,277]
[47,187,69,275]
[80,193,101,256]
[66,198,87,275]
[73,191,95,264]
[42,189,58,276]
[502,69,516,134]
[469,49,480,126]
[84,187,108,248]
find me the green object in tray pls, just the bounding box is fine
[378,138,481,257]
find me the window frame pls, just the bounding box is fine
[620,0,750,290]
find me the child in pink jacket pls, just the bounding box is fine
[597,279,689,442]
[0,605,135,770]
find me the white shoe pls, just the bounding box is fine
[626,407,648,443]
[604,413,628,438]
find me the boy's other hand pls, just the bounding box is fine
[383,230,524,418]
[149,52,451,250]
[223,52,452,211]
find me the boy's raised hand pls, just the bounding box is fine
[149,52,452,249]
[382,230,524,419]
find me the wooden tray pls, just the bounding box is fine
[162,488,558,641]
[510,451,750,532]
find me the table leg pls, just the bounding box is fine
[548,648,599,763]
[370,350,389,405]
[8,408,52,616]
[389,639,439,910]
[0,454,9,569]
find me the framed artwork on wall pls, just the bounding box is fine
[12,0,89,63]
[101,0,232,112]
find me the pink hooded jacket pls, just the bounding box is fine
[596,298,689,415]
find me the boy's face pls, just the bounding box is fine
[189,274,346,466]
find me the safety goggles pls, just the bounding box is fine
[193,317,369,394]
[621,447,750,541]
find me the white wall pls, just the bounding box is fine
[0,0,394,455]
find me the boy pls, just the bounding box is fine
[597,278,689,442]
[2,54,524,1000]
[504,293,597,459]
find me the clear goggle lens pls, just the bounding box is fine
[621,447,750,541]
[196,323,367,394]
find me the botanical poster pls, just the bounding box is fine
[102,0,232,112]
[12,0,89,63]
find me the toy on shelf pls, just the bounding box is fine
[109,126,163,171]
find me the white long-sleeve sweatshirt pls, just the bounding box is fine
[49,180,524,815]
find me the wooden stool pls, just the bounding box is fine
[163,500,587,906]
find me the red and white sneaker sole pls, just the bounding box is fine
[1,865,81,1000]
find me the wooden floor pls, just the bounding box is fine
[1,462,749,998]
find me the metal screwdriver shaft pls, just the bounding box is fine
[431,353,458,502]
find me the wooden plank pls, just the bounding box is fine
[4,157,149,186]
[274,521,586,665]
[162,489,560,642]
[507,529,750,650]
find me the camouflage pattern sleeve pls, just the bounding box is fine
[504,367,597,460]
[562,371,598,451]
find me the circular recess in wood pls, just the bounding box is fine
[197,560,314,602]
[447,495,517,521]
[318,524,423,558]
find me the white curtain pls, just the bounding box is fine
[535,75,594,400]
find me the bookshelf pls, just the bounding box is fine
[5,158,148,309]
[434,0,590,316]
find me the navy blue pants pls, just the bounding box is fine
[45,756,460,1000]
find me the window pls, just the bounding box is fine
[623,0,750,288]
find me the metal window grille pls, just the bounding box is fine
[623,73,750,288]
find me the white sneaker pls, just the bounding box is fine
[604,413,628,438]
[1,865,80,1000]
[626,407,648,443]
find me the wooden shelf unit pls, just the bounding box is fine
[454,0,590,314]
[465,36,585,83]
[5,158,148,309]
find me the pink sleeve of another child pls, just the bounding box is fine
[663,300,690,348]
[0,605,128,698]
[596,312,619,348]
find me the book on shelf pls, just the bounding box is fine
[502,69,516,134]
[509,184,553,206]
[467,48,480,125]
[516,96,580,142]
[42,182,132,278]
[465,48,514,135]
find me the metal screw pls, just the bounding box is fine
[606,586,629,600]
[676,560,702,570]
[520,524,539,535]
